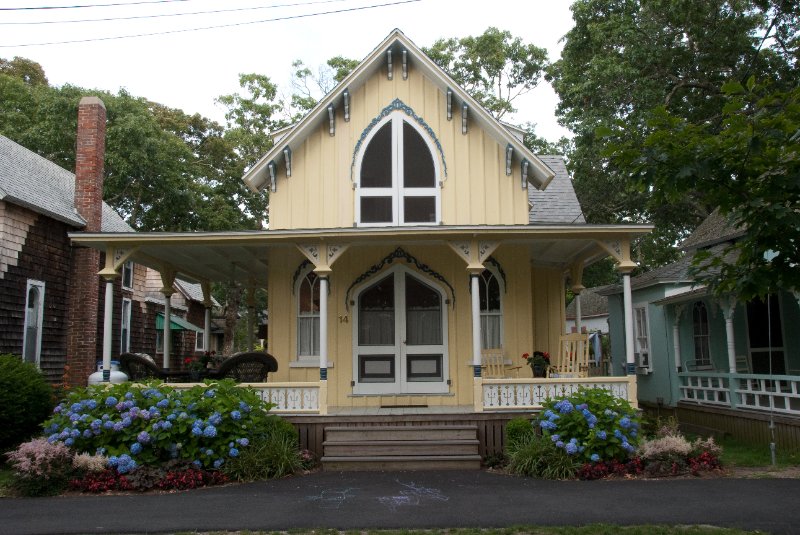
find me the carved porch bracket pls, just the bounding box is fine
[159,267,176,297]
[597,238,636,273]
[98,244,139,280]
[296,243,350,276]
[447,240,499,274]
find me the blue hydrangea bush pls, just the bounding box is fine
[43,380,274,472]
[538,387,640,463]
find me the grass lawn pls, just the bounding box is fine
[0,463,13,497]
[718,435,800,468]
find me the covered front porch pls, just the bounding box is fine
[70,223,649,415]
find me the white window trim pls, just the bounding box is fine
[195,329,205,352]
[22,279,45,367]
[120,298,132,354]
[633,304,651,370]
[155,330,163,354]
[354,111,441,227]
[479,265,504,350]
[295,264,320,363]
[121,261,134,291]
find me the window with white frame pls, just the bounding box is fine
[155,330,163,353]
[479,267,503,349]
[195,330,205,352]
[120,298,132,353]
[633,305,650,369]
[692,301,710,367]
[296,267,320,359]
[121,261,134,290]
[356,112,439,226]
[23,279,45,366]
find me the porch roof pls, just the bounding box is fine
[69,223,652,286]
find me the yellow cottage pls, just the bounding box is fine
[73,30,651,466]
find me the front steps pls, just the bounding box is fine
[321,425,482,471]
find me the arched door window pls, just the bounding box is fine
[297,267,320,359]
[693,302,710,367]
[479,267,503,349]
[356,112,439,226]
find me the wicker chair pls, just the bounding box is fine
[118,353,166,381]
[207,352,278,382]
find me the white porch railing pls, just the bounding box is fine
[679,372,800,416]
[481,377,637,411]
[168,381,322,414]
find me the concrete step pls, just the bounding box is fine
[321,454,482,471]
[323,439,479,457]
[324,425,477,442]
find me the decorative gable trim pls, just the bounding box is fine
[350,98,447,183]
[242,29,555,194]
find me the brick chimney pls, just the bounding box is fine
[66,96,106,386]
[74,96,106,232]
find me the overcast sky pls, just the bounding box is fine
[1,0,576,141]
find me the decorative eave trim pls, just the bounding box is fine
[350,98,447,182]
[242,29,555,193]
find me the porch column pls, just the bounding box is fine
[201,281,212,353]
[319,275,329,380]
[570,263,585,334]
[621,271,635,374]
[162,292,172,369]
[101,277,115,382]
[672,305,685,372]
[470,272,482,376]
[160,269,176,369]
[721,298,737,373]
[246,286,255,351]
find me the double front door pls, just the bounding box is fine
[353,266,448,394]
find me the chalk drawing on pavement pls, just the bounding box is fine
[306,488,359,509]
[376,480,449,512]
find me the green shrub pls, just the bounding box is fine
[507,434,580,479]
[538,387,640,463]
[505,417,535,449]
[0,355,54,452]
[43,379,275,471]
[6,438,74,496]
[222,433,302,481]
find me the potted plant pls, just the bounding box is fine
[183,356,205,381]
[523,351,550,377]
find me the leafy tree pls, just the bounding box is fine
[608,80,800,298]
[424,27,550,120]
[549,0,799,270]
[0,56,47,86]
[287,55,359,120]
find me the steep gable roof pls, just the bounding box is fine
[566,287,608,319]
[0,135,131,232]
[528,155,585,224]
[243,29,554,193]
[680,208,744,251]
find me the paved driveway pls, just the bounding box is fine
[1,471,798,534]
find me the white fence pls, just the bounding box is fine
[249,382,321,413]
[482,377,636,411]
[679,372,800,416]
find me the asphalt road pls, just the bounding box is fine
[1,470,799,535]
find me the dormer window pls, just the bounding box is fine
[356,112,440,226]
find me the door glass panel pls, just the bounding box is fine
[361,197,393,223]
[403,122,435,187]
[359,355,395,382]
[403,196,436,223]
[407,354,442,382]
[405,274,441,345]
[360,122,392,188]
[359,276,394,345]
[747,295,785,374]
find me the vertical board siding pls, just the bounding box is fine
[269,64,530,230]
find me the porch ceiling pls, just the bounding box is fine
[69,224,652,286]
